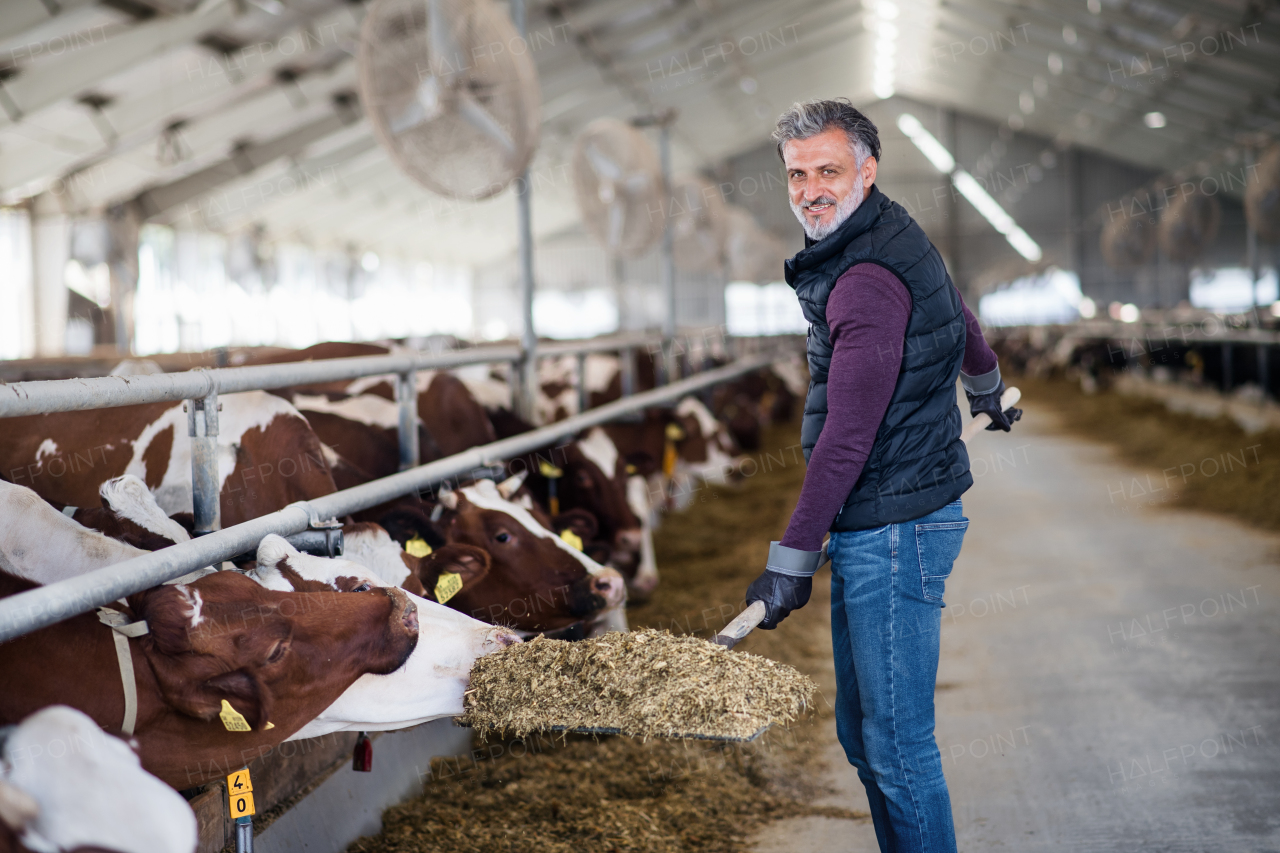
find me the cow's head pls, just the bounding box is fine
[243,533,520,741]
[556,429,644,570]
[131,570,418,732]
[430,479,625,632]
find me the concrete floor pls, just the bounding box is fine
[751,403,1280,852]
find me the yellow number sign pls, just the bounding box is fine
[230,791,256,819]
[227,768,253,794]
[227,768,255,818]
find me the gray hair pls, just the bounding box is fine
[773,98,881,166]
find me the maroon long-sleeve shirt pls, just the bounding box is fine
[780,263,999,552]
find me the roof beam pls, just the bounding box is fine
[133,93,361,219]
[0,0,241,126]
[0,0,101,45]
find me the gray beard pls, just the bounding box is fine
[790,176,866,242]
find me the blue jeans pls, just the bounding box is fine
[829,499,968,853]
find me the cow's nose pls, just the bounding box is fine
[591,568,627,609]
[401,599,419,633]
[614,528,643,553]
[489,627,521,648]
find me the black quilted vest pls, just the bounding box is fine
[786,184,971,530]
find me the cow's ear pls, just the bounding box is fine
[624,451,657,476]
[181,669,273,731]
[551,508,598,543]
[130,585,195,655]
[377,506,446,550]
[417,545,490,602]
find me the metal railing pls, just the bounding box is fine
[0,347,784,642]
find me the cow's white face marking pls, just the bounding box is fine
[460,480,607,576]
[175,584,205,628]
[292,393,408,431]
[577,428,619,480]
[583,354,620,394]
[676,396,722,439]
[339,526,413,587]
[0,706,197,853]
[98,475,190,545]
[35,439,57,462]
[459,377,513,411]
[771,357,809,396]
[320,443,342,469]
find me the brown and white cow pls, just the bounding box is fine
[244,341,498,456]
[0,569,419,789]
[0,391,337,529]
[48,474,192,553]
[419,479,627,635]
[0,479,211,587]
[249,534,520,740]
[0,706,196,853]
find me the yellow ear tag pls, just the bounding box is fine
[560,529,584,551]
[625,464,637,475]
[664,423,686,441]
[662,442,678,479]
[219,700,252,732]
[434,571,463,604]
[405,536,432,558]
[538,460,564,479]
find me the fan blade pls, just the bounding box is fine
[427,0,463,79]
[390,100,427,135]
[584,142,624,182]
[456,89,516,156]
[623,172,651,193]
[607,200,626,251]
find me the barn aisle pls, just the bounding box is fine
[751,401,1280,852]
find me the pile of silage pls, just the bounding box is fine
[460,628,816,741]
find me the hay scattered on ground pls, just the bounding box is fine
[460,629,816,742]
[354,735,860,853]
[1013,373,1280,532]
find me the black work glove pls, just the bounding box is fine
[745,542,826,629]
[966,378,1022,432]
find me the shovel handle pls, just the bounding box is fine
[960,386,1021,444]
[713,600,768,650]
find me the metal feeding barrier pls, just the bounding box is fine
[0,344,784,643]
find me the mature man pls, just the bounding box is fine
[744,99,1020,853]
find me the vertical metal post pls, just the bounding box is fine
[511,0,537,423]
[1222,343,1233,394]
[396,370,419,471]
[620,346,635,398]
[576,351,589,414]
[1258,345,1269,401]
[187,389,220,536]
[1246,148,1261,327]
[235,816,253,853]
[659,122,676,386]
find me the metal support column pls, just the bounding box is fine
[576,351,589,414]
[511,0,537,423]
[396,370,419,471]
[187,389,220,536]
[659,122,676,386]
[620,346,635,398]
[1259,345,1270,401]
[1247,148,1262,327]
